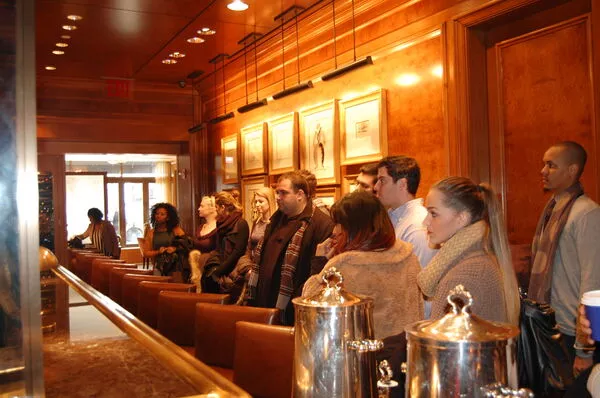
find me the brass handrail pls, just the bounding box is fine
[52,265,250,397]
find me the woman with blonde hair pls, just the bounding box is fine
[248,187,277,253]
[419,176,520,325]
[190,195,218,289]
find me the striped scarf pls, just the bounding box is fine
[528,182,584,303]
[247,208,312,312]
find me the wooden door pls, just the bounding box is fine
[485,12,596,245]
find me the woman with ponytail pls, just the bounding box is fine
[418,176,520,325]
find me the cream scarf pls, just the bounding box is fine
[417,220,487,297]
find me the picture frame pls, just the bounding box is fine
[268,112,299,175]
[342,174,359,195]
[241,175,269,226]
[299,100,340,185]
[339,89,387,165]
[240,122,268,176]
[221,134,239,184]
[314,186,341,209]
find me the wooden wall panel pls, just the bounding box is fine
[497,17,595,243]
[37,77,192,142]
[206,33,445,200]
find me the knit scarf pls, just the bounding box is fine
[417,220,487,298]
[246,207,313,312]
[528,182,584,303]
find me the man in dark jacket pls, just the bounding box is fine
[247,171,334,325]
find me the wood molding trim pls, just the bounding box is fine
[37,140,185,155]
[590,2,600,201]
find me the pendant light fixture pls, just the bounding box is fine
[187,70,206,133]
[237,32,267,113]
[272,5,313,100]
[321,0,372,81]
[208,53,235,124]
[227,0,248,11]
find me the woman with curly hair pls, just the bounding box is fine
[142,202,188,277]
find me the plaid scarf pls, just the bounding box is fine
[528,182,584,303]
[246,208,313,312]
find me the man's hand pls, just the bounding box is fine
[578,305,594,345]
[574,355,594,377]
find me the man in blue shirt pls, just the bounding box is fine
[375,156,437,269]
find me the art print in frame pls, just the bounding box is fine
[315,186,341,209]
[342,174,359,196]
[241,175,269,226]
[221,134,239,184]
[241,122,268,176]
[339,89,387,165]
[299,100,340,185]
[268,112,299,175]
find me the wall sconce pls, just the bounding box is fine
[236,32,267,114]
[272,5,313,100]
[208,53,235,124]
[320,0,373,81]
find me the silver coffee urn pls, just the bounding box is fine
[292,268,390,397]
[404,285,533,397]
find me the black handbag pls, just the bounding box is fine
[518,297,574,396]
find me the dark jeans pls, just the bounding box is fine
[563,334,600,398]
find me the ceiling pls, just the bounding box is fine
[36,0,317,84]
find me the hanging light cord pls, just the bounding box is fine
[295,10,301,85]
[222,57,227,113]
[351,0,356,61]
[254,37,260,101]
[280,1,286,90]
[332,0,338,69]
[244,44,249,104]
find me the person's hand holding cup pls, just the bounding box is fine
[581,290,600,343]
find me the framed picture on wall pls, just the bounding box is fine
[339,89,387,165]
[241,122,268,176]
[241,175,269,226]
[221,134,239,184]
[315,186,340,209]
[342,174,359,195]
[268,112,298,175]
[299,100,340,185]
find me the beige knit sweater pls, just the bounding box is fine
[417,221,508,323]
[303,240,424,338]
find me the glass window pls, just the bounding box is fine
[65,174,105,242]
[124,183,144,245]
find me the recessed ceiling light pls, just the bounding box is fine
[169,52,185,58]
[55,42,69,47]
[45,66,56,71]
[62,25,77,31]
[60,35,71,39]
[187,37,205,44]
[162,59,177,64]
[198,27,216,35]
[52,50,65,55]
[67,15,83,21]
[227,0,248,11]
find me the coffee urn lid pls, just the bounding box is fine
[405,285,519,342]
[292,267,365,308]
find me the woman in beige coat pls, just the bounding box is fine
[303,191,423,339]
